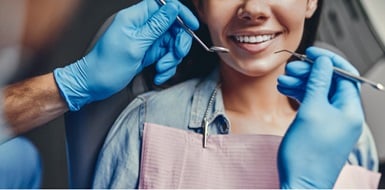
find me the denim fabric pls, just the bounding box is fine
[92,69,379,188]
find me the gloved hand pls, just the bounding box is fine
[54,0,199,111]
[277,47,364,189]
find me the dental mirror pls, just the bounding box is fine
[157,0,230,53]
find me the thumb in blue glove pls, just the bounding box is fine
[54,0,199,111]
[277,47,364,189]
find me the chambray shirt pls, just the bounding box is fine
[92,69,379,188]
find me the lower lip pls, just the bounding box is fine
[231,36,278,54]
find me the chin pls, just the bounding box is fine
[240,59,283,74]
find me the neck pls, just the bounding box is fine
[220,64,294,116]
[220,64,297,135]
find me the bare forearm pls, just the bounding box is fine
[3,73,68,136]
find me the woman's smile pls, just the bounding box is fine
[229,31,283,54]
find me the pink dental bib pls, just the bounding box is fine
[139,123,381,189]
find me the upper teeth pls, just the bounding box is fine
[235,34,275,43]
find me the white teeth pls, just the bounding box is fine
[235,34,275,43]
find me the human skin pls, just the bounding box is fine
[3,73,68,136]
[192,0,318,135]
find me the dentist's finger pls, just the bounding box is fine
[306,47,359,75]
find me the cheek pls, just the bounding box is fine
[203,4,234,44]
[207,21,225,45]
[275,7,307,50]
[286,22,305,50]
[272,1,307,26]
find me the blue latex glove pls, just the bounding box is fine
[277,47,364,189]
[0,137,42,188]
[54,0,199,111]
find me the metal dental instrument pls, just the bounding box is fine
[157,0,229,53]
[202,119,209,148]
[275,49,385,91]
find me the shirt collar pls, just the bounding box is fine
[188,68,229,130]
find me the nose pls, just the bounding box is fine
[237,0,270,23]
